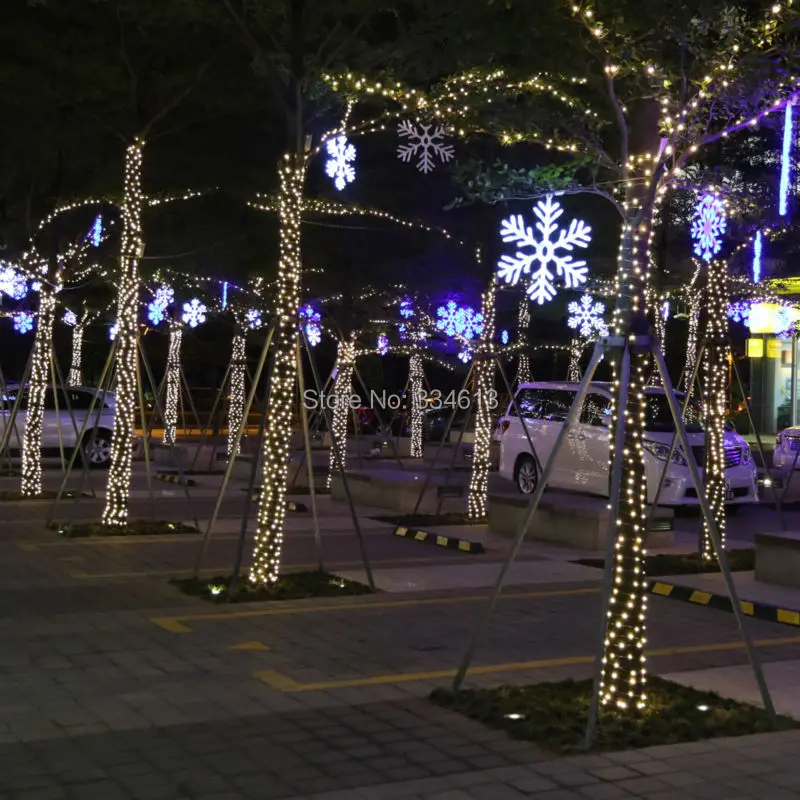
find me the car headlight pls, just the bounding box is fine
[643,440,688,465]
[741,443,752,464]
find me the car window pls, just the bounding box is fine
[644,392,704,433]
[510,389,575,421]
[582,394,612,426]
[64,390,94,410]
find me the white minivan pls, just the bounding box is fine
[0,386,119,468]
[497,381,758,506]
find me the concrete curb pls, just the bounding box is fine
[648,579,800,627]
[392,525,485,554]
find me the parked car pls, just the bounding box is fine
[773,427,800,469]
[497,381,758,506]
[0,386,121,468]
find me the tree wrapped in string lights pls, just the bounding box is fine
[516,297,532,384]
[63,308,96,387]
[162,317,184,447]
[326,337,357,488]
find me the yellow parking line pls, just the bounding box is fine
[150,586,601,633]
[253,634,800,692]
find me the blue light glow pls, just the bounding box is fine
[109,322,118,341]
[62,310,77,327]
[399,296,414,319]
[753,230,763,283]
[222,281,228,310]
[90,215,103,247]
[436,300,484,339]
[780,103,793,216]
[690,193,726,262]
[501,329,509,345]
[13,311,34,334]
[299,304,322,347]
[727,302,751,325]
[377,334,389,355]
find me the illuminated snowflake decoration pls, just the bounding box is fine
[567,294,608,339]
[182,298,207,328]
[436,300,484,339]
[690,194,727,262]
[501,329,509,345]
[109,322,119,341]
[13,311,34,334]
[498,195,591,305]
[726,302,750,325]
[299,304,322,347]
[397,121,455,173]
[245,308,262,330]
[377,334,389,355]
[62,310,78,327]
[399,296,414,319]
[147,302,166,326]
[398,323,407,341]
[154,285,174,309]
[325,135,356,191]
[0,266,28,300]
[458,348,472,364]
[147,285,173,326]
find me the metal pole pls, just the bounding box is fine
[178,368,209,471]
[653,344,776,721]
[188,360,231,472]
[583,341,630,749]
[452,340,606,691]
[729,352,784,529]
[435,392,474,516]
[302,327,375,590]
[410,364,475,517]
[296,338,324,571]
[49,354,67,474]
[193,323,275,577]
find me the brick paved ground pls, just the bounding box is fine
[1,469,800,798]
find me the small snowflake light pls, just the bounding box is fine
[245,308,262,330]
[62,310,78,327]
[90,214,103,247]
[325,135,356,191]
[154,285,174,309]
[377,334,389,355]
[0,266,28,300]
[567,294,608,339]
[726,302,751,325]
[501,329,509,345]
[436,300,484,340]
[399,296,414,319]
[182,298,207,328]
[397,121,455,173]
[460,307,484,340]
[109,322,119,341]
[498,195,592,305]
[690,193,727,262]
[299,303,322,347]
[147,302,166,326]
[398,323,407,341]
[458,348,472,364]
[13,311,34,334]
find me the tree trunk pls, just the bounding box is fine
[568,338,582,381]
[102,138,145,527]
[467,279,497,520]
[599,98,661,714]
[516,297,531,384]
[68,323,85,386]
[326,338,355,489]
[701,260,728,559]
[163,320,183,447]
[227,329,246,456]
[20,286,56,497]
[249,154,306,584]
[409,353,424,458]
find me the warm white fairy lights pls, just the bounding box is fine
[567,337,583,381]
[227,329,246,457]
[517,298,532,383]
[467,276,497,520]
[20,288,56,497]
[67,315,86,386]
[162,319,183,447]
[409,353,425,459]
[326,338,356,489]
[102,137,145,527]
[702,258,729,560]
[250,155,306,585]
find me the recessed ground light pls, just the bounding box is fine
[697,704,709,712]
[504,712,525,720]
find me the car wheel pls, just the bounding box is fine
[515,455,538,495]
[84,430,112,469]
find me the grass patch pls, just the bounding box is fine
[430,676,795,753]
[374,512,482,527]
[171,570,373,603]
[50,520,198,537]
[575,548,754,576]
[0,489,88,501]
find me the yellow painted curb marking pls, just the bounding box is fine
[228,641,271,651]
[740,601,755,616]
[777,609,800,626]
[253,634,800,693]
[652,582,673,596]
[689,590,713,605]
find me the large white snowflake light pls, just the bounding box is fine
[0,265,28,300]
[567,294,608,339]
[397,121,455,174]
[182,298,207,328]
[498,195,592,305]
[690,193,727,262]
[245,308,262,330]
[325,135,356,191]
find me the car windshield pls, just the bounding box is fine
[645,392,704,433]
